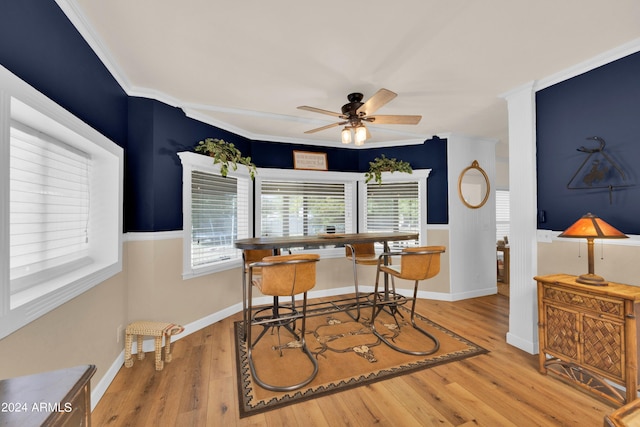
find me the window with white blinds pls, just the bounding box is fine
[363,180,421,249]
[191,170,249,268]
[496,190,510,242]
[9,122,91,293]
[1,66,123,339]
[260,180,352,237]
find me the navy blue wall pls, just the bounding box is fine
[249,140,361,171]
[1,0,449,233]
[126,98,252,231]
[360,138,448,225]
[127,99,449,230]
[0,1,128,146]
[536,51,640,234]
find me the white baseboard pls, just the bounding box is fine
[90,285,476,409]
[90,302,243,410]
[91,351,124,410]
[506,332,537,354]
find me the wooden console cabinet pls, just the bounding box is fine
[605,398,640,426]
[536,274,640,405]
[0,364,96,426]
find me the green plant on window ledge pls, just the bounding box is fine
[365,154,413,184]
[194,138,257,179]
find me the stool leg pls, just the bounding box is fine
[137,336,145,360]
[125,333,134,368]
[164,334,173,363]
[154,336,164,370]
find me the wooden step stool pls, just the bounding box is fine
[125,321,184,371]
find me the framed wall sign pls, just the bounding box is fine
[293,150,328,171]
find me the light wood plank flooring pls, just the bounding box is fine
[92,295,615,426]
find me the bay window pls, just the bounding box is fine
[260,181,351,237]
[179,163,430,268]
[359,170,430,249]
[179,151,252,277]
[255,169,355,254]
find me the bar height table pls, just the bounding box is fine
[234,232,419,253]
[235,232,419,333]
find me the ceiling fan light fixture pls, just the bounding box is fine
[355,125,367,145]
[341,127,352,144]
[299,89,421,144]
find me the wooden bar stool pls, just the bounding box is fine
[370,246,446,356]
[242,249,278,339]
[345,243,379,320]
[247,253,320,392]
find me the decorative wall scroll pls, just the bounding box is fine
[293,150,328,171]
[566,136,633,203]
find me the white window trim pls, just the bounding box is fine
[178,160,432,275]
[358,170,431,246]
[0,65,123,339]
[254,168,359,259]
[178,151,254,279]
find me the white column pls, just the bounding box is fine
[502,82,539,353]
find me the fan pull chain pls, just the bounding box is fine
[577,241,581,258]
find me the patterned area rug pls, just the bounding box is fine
[235,303,488,418]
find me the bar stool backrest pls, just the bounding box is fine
[345,243,380,266]
[398,246,446,281]
[244,249,275,269]
[345,243,375,259]
[258,254,320,296]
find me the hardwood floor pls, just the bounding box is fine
[92,295,615,426]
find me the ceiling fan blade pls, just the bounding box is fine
[297,105,344,118]
[367,115,422,125]
[356,88,397,116]
[303,121,346,134]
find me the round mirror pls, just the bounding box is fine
[458,160,490,209]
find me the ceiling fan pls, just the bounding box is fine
[297,88,422,146]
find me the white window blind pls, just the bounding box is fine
[496,190,510,242]
[9,122,91,293]
[260,180,352,237]
[191,170,248,267]
[363,181,420,249]
[2,68,123,339]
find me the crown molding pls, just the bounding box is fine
[62,1,635,149]
[54,0,432,150]
[534,37,640,91]
[183,107,427,149]
[54,0,132,92]
[499,38,640,99]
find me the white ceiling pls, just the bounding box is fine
[62,0,640,155]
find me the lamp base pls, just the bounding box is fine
[576,273,608,286]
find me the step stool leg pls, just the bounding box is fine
[124,332,134,368]
[164,333,173,363]
[154,336,164,370]
[137,335,145,360]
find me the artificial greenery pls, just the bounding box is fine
[194,138,257,179]
[364,154,413,184]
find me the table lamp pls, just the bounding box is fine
[558,213,628,286]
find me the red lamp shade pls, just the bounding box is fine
[558,213,628,285]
